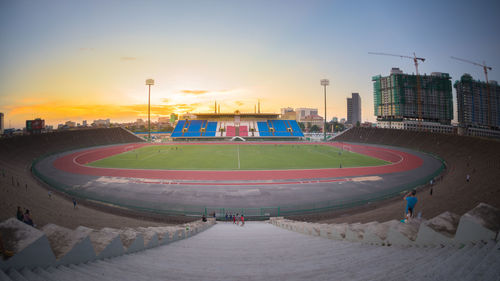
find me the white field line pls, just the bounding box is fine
[139,150,159,162]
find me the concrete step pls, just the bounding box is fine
[43,267,75,281]
[0,219,56,270]
[463,240,500,281]
[449,240,496,280]
[417,243,483,280]
[5,269,27,281]
[87,228,124,259]
[2,217,499,280]
[55,265,96,281]
[31,267,58,281]
[0,270,12,281]
[415,211,460,247]
[455,203,500,244]
[18,268,43,281]
[42,224,96,266]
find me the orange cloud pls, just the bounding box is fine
[180,90,209,95]
[6,102,201,127]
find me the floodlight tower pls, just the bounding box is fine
[145,79,155,141]
[320,79,330,141]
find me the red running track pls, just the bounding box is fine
[53,142,423,181]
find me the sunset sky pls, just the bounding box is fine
[1,0,499,128]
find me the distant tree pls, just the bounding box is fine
[298,122,306,131]
[310,125,321,132]
[163,124,174,132]
[356,121,360,127]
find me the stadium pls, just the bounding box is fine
[1,1,500,279]
[1,115,500,280]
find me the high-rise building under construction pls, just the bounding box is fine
[454,74,500,131]
[372,68,454,132]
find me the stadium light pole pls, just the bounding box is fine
[320,79,330,141]
[146,79,155,141]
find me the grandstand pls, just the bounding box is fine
[321,127,500,223]
[171,112,304,139]
[1,126,500,280]
[0,128,193,228]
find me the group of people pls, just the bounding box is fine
[225,213,245,226]
[16,206,34,227]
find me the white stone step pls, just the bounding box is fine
[415,211,460,247]
[351,246,442,281]
[386,219,421,246]
[5,269,27,281]
[449,240,496,280]
[0,218,56,270]
[455,203,500,244]
[54,265,94,281]
[4,221,499,281]
[421,243,484,280]
[68,262,114,280]
[43,267,74,281]
[18,268,43,281]
[42,224,96,266]
[31,267,58,281]
[366,244,459,280]
[87,228,124,259]
[0,270,13,281]
[463,240,500,281]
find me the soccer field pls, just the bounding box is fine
[87,144,390,170]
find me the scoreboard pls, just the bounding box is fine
[26,119,45,133]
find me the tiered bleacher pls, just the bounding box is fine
[172,119,303,138]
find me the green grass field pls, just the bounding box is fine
[87,144,390,170]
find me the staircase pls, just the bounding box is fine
[1,203,499,280]
[1,221,499,281]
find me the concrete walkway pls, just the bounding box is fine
[2,221,499,281]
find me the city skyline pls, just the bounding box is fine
[1,0,499,128]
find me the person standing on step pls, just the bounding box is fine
[240,214,245,226]
[403,190,418,221]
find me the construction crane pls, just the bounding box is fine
[451,56,493,128]
[369,52,426,127]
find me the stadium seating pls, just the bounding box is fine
[239,125,248,137]
[270,120,292,136]
[226,126,236,137]
[183,120,204,137]
[172,119,303,138]
[203,122,218,137]
[171,120,185,137]
[289,120,304,137]
[257,122,271,136]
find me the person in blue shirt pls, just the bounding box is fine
[404,190,418,220]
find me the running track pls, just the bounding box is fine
[53,142,423,181]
